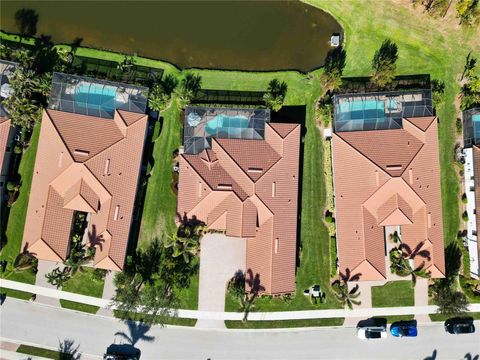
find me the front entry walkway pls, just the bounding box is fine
[196,233,246,328]
[34,260,62,307]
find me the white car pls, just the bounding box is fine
[357,326,387,340]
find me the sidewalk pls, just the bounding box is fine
[2,278,480,321]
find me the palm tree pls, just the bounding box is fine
[263,78,288,111]
[161,74,178,96]
[164,233,200,263]
[331,280,361,310]
[389,248,430,286]
[148,83,170,112]
[45,267,71,288]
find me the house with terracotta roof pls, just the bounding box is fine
[177,107,300,294]
[331,90,445,281]
[0,60,17,218]
[22,73,148,271]
[462,107,480,279]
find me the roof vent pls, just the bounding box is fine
[217,184,233,190]
[248,167,263,173]
[74,149,90,156]
[386,164,402,170]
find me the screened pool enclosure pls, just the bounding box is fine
[48,73,148,119]
[183,106,270,154]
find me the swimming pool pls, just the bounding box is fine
[74,83,117,115]
[205,114,250,136]
[473,114,480,140]
[338,99,385,120]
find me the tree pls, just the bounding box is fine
[148,83,170,112]
[433,282,470,315]
[455,0,480,25]
[176,73,202,108]
[45,267,71,288]
[14,8,38,40]
[161,74,179,96]
[389,248,430,286]
[263,78,288,112]
[331,280,361,310]
[371,39,398,88]
[112,239,182,326]
[321,46,347,92]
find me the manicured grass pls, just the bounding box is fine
[17,344,62,359]
[459,276,480,303]
[59,299,100,314]
[138,104,182,248]
[0,287,32,300]
[61,268,106,298]
[371,281,414,308]
[175,264,199,310]
[429,312,480,322]
[225,317,344,329]
[112,310,197,327]
[0,123,40,285]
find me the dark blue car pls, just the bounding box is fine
[390,321,418,337]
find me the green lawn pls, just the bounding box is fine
[59,268,105,313]
[225,317,344,329]
[0,287,32,300]
[429,312,480,322]
[61,268,105,297]
[112,310,197,327]
[17,345,63,359]
[0,123,40,285]
[371,281,414,308]
[59,299,100,314]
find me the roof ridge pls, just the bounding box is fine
[213,138,257,184]
[334,133,391,178]
[404,116,436,132]
[269,122,299,139]
[32,238,66,261]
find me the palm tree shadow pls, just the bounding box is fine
[464,353,480,360]
[115,320,155,346]
[424,349,437,360]
[58,339,80,360]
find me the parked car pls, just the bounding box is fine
[444,318,476,335]
[357,325,387,339]
[104,344,141,360]
[390,321,418,337]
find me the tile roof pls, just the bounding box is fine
[177,122,300,294]
[332,116,445,281]
[22,109,147,271]
[0,118,11,177]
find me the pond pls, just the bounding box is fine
[0,1,342,72]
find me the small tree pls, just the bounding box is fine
[371,39,398,88]
[148,83,170,112]
[433,282,470,315]
[263,79,288,112]
[176,73,202,109]
[45,267,71,288]
[321,46,346,93]
[455,0,480,25]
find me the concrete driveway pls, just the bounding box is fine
[196,233,246,328]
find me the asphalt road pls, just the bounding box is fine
[0,300,479,360]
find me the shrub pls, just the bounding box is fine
[462,211,469,221]
[456,118,463,134]
[325,210,333,223]
[6,182,17,192]
[13,145,23,154]
[462,193,468,204]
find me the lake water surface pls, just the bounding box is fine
[0,1,342,72]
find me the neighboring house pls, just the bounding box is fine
[462,107,480,279]
[0,60,18,225]
[332,90,445,281]
[177,107,300,295]
[22,73,148,271]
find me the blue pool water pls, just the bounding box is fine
[473,114,480,140]
[205,114,250,136]
[338,99,385,120]
[75,83,116,115]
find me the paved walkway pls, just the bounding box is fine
[97,270,117,317]
[196,234,246,328]
[3,278,480,321]
[34,260,62,307]
[414,278,431,323]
